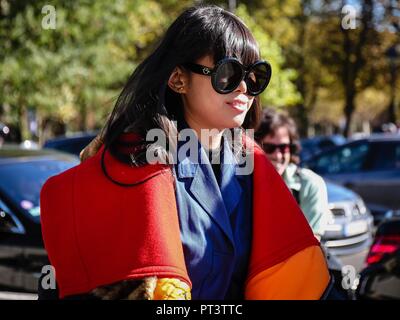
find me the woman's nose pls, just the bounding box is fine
[272,149,284,159]
[235,80,248,94]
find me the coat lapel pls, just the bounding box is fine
[176,135,235,245]
[219,138,242,216]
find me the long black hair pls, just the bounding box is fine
[103,4,262,165]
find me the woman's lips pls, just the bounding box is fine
[227,100,248,112]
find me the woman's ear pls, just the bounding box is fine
[167,67,188,94]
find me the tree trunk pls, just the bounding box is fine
[294,0,309,138]
[294,103,309,138]
[343,91,355,137]
[17,104,29,141]
[340,0,373,137]
[79,103,87,132]
[388,65,397,124]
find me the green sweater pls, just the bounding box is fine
[283,163,330,237]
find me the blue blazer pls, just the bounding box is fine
[174,132,253,299]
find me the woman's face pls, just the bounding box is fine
[261,126,291,175]
[181,55,255,131]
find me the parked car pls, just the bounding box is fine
[43,132,98,156]
[302,134,400,224]
[0,146,79,292]
[356,210,400,299]
[323,181,374,256]
[300,135,347,162]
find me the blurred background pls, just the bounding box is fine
[0,0,399,299]
[1,0,399,143]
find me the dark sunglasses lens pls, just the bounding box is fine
[262,143,277,154]
[263,143,291,154]
[214,61,243,93]
[246,63,271,95]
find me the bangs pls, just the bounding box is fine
[210,12,260,66]
[179,6,260,66]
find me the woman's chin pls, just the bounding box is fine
[276,165,288,176]
[226,114,247,128]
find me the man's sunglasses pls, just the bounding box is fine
[183,57,272,96]
[262,143,296,154]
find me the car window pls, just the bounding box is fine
[365,142,400,171]
[318,139,335,150]
[397,144,400,168]
[308,141,370,174]
[0,159,77,221]
[52,140,90,155]
[45,136,95,156]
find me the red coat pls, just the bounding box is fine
[40,135,321,298]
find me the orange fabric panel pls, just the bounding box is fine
[245,245,330,300]
[244,136,320,280]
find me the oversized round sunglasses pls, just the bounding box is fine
[183,57,272,96]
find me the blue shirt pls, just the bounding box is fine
[173,128,253,299]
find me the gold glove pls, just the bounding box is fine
[153,278,191,300]
[91,277,191,300]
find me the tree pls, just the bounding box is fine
[1,0,300,141]
[236,0,336,136]
[0,0,191,141]
[236,5,301,108]
[240,0,399,136]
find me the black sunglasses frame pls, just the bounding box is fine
[262,143,296,154]
[183,57,272,96]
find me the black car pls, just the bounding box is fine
[43,132,98,156]
[300,135,347,162]
[302,134,400,224]
[356,210,400,299]
[0,147,78,292]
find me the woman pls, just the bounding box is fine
[255,108,330,239]
[40,5,330,300]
